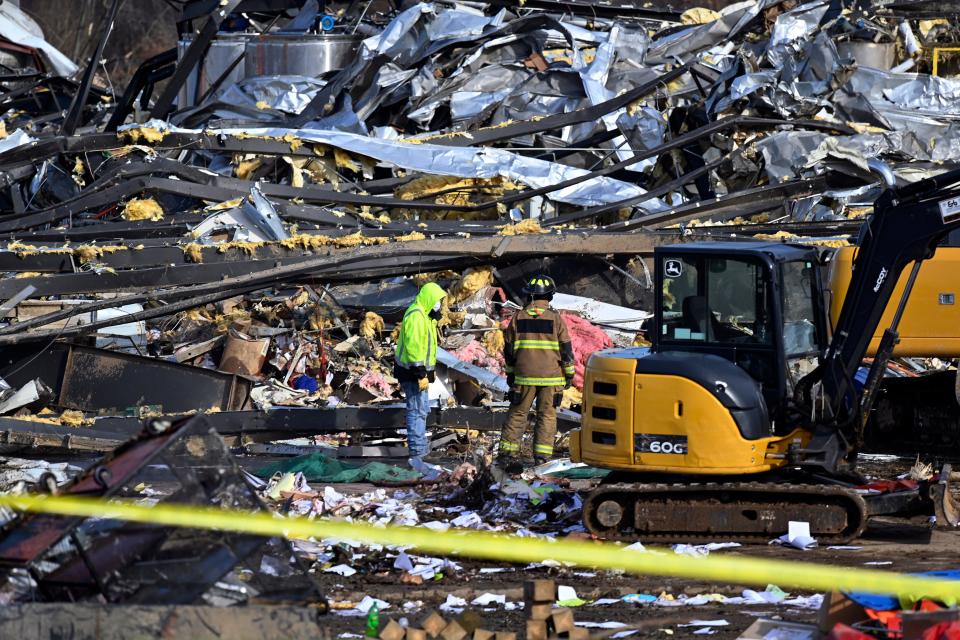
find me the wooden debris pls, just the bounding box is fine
[527,604,553,621]
[525,620,548,640]
[380,620,406,640]
[423,612,448,638]
[440,620,468,640]
[523,580,557,605]
[473,629,494,640]
[550,609,575,635]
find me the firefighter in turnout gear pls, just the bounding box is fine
[498,275,575,470]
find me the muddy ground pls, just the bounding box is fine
[300,454,959,639]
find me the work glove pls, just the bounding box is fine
[506,373,515,388]
[507,388,516,404]
[564,375,573,390]
[418,377,430,392]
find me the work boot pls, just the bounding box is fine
[496,455,524,474]
[533,455,550,466]
[409,456,446,481]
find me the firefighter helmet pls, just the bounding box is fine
[523,275,556,297]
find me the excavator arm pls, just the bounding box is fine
[797,165,960,472]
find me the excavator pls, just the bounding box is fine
[569,165,960,543]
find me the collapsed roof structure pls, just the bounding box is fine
[0,0,959,627]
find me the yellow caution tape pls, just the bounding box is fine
[1,493,958,602]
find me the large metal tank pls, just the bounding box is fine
[244,33,362,78]
[177,33,251,108]
[836,41,897,70]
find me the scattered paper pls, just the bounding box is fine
[325,564,357,577]
[440,594,468,613]
[679,620,729,627]
[356,596,390,613]
[827,546,862,550]
[672,542,741,557]
[471,593,507,606]
[557,585,587,607]
[771,521,817,550]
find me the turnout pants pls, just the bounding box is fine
[499,385,562,458]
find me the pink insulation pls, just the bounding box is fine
[451,339,506,377]
[561,312,613,389]
[359,370,395,399]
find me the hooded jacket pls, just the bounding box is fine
[395,282,446,381]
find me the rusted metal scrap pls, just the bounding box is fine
[0,414,324,605]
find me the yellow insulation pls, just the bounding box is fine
[122,198,164,222]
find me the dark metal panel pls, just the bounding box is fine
[2,344,251,414]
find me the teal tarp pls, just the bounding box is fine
[255,453,421,483]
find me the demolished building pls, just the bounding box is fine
[1,0,960,636]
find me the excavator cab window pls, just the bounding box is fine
[782,261,820,357]
[660,256,771,345]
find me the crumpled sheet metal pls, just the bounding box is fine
[218,76,327,115]
[645,0,778,65]
[883,75,960,117]
[119,120,664,210]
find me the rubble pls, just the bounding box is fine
[0,0,958,636]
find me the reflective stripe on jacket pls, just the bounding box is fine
[395,282,446,372]
[504,300,575,386]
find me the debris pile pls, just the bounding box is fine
[0,0,959,637]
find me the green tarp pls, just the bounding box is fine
[255,453,421,483]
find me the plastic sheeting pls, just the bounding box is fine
[0,4,77,77]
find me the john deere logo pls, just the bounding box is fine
[664,259,683,278]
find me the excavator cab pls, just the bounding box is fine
[571,242,827,476]
[654,242,828,430]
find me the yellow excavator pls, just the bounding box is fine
[569,166,960,542]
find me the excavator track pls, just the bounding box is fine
[583,482,869,544]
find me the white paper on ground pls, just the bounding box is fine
[557,585,579,602]
[325,564,357,577]
[440,594,468,613]
[771,521,817,550]
[673,542,742,557]
[679,620,729,627]
[827,546,862,550]
[357,596,390,613]
[592,598,622,606]
[472,593,507,606]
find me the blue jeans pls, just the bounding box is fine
[400,380,429,458]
